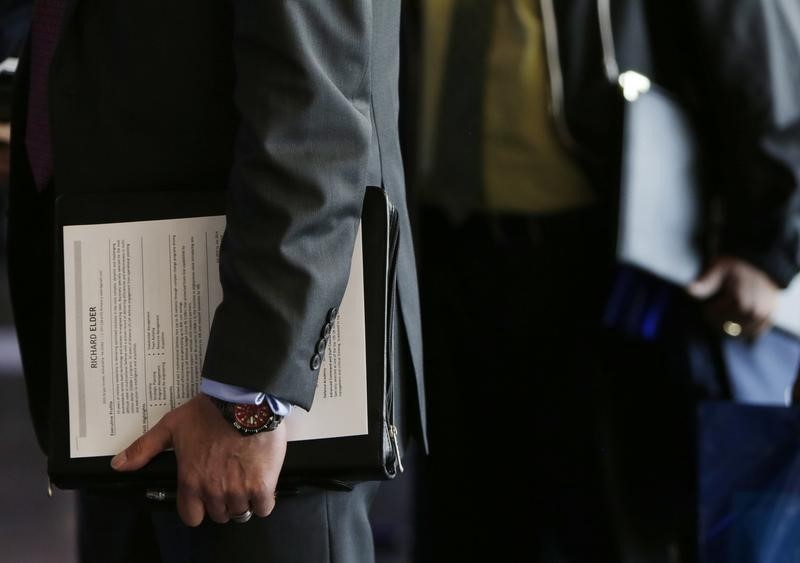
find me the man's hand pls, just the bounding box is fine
[111,394,286,527]
[687,256,780,338]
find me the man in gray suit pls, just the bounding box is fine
[8,1,425,561]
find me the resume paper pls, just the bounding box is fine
[63,216,369,458]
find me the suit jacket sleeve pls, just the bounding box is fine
[201,1,374,410]
[692,0,800,287]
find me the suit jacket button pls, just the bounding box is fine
[316,339,327,355]
[327,307,338,323]
[323,322,332,338]
[310,354,322,371]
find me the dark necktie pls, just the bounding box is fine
[25,0,67,191]
[426,0,494,219]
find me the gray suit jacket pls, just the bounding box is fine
[9,0,426,447]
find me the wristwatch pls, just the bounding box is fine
[208,397,284,435]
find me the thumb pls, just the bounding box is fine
[688,260,730,299]
[111,421,172,472]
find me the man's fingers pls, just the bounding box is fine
[177,486,206,528]
[247,477,277,518]
[250,489,276,518]
[111,421,172,472]
[225,488,251,521]
[204,495,230,524]
[688,261,729,300]
[704,289,739,326]
[693,257,779,337]
[740,313,772,340]
[159,395,288,526]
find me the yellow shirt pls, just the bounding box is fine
[421,0,595,215]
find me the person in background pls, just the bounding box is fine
[8,1,426,562]
[403,1,622,560]
[602,1,800,560]
[401,0,800,560]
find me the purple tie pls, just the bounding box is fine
[25,0,67,191]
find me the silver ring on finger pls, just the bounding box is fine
[230,509,253,524]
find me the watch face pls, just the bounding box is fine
[232,404,271,431]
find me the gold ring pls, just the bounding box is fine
[722,321,742,337]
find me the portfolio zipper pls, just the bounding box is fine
[384,199,403,475]
[389,424,404,474]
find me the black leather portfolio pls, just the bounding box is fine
[48,187,402,490]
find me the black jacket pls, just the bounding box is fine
[646,0,800,287]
